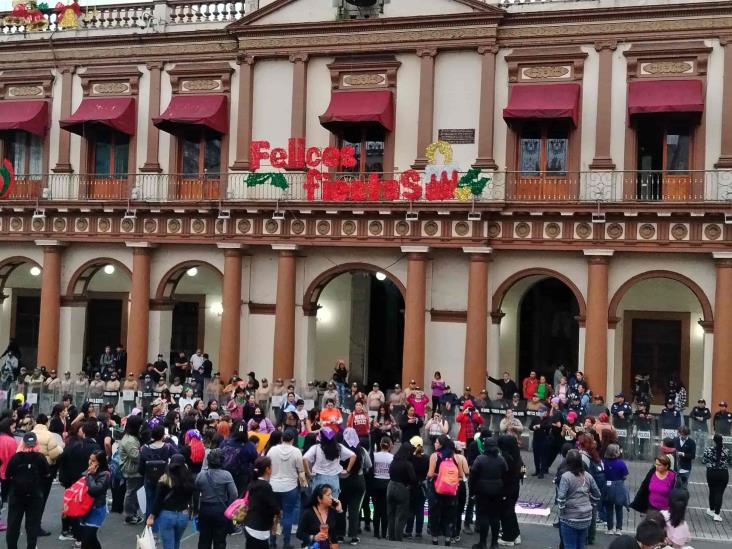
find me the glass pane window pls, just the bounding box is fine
[5,132,43,178]
[519,137,541,175]
[545,138,568,175]
[665,131,690,173]
[181,138,200,177]
[338,128,385,174]
[92,131,128,178]
[93,134,111,177]
[28,134,42,176]
[10,134,27,177]
[113,135,129,178]
[364,140,384,173]
[203,137,221,178]
[342,139,361,174]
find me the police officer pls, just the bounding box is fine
[713,401,732,435]
[690,399,711,431]
[610,393,633,422]
[660,398,683,430]
[567,393,586,421]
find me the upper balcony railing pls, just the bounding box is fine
[0,1,255,35]
[4,170,732,205]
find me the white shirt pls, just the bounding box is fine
[190,354,205,373]
[303,444,355,476]
[372,451,394,480]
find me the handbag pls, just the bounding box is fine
[224,492,249,524]
[62,477,94,518]
[136,526,156,549]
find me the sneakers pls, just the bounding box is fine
[58,532,75,541]
[125,515,144,525]
[714,514,724,522]
[497,540,515,546]
[615,530,622,536]
[38,528,51,537]
[514,536,522,544]
[349,538,360,545]
[73,541,82,549]
[706,508,715,517]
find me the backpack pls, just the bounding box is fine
[62,477,94,517]
[434,456,460,496]
[109,449,122,485]
[143,444,172,483]
[10,454,42,497]
[221,443,242,474]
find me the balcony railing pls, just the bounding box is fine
[3,170,732,205]
[0,1,254,35]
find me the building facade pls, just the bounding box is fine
[1,0,732,406]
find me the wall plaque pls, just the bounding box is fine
[437,129,475,144]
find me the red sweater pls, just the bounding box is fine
[523,377,539,400]
[347,411,371,437]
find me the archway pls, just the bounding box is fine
[609,272,713,405]
[0,256,43,367]
[66,258,132,368]
[155,261,223,372]
[305,265,405,388]
[494,270,583,386]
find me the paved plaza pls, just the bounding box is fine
[5,451,728,549]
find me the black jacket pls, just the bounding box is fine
[58,437,101,488]
[674,437,696,472]
[488,377,519,400]
[244,478,280,531]
[469,453,507,498]
[5,451,49,497]
[86,470,111,507]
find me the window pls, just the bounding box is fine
[180,131,221,179]
[636,119,693,200]
[518,123,569,176]
[340,127,385,174]
[91,131,129,178]
[4,132,42,177]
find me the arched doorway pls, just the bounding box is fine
[518,278,580,382]
[155,261,223,368]
[305,266,405,388]
[0,257,43,367]
[67,258,132,368]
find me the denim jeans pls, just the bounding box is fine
[158,510,189,549]
[311,474,341,498]
[124,476,144,519]
[272,487,300,546]
[560,522,588,549]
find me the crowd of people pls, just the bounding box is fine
[0,355,730,549]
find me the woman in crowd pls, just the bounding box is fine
[530,406,551,479]
[431,372,447,413]
[407,389,430,420]
[576,433,605,544]
[371,436,394,540]
[243,456,281,549]
[497,435,524,546]
[119,414,144,525]
[178,388,196,413]
[661,489,691,549]
[631,454,676,514]
[603,443,629,536]
[146,454,195,549]
[455,401,484,445]
[405,436,430,540]
[49,404,69,440]
[181,429,206,475]
[138,425,179,525]
[703,433,731,522]
[339,428,371,545]
[400,404,424,443]
[247,407,275,435]
[427,435,462,546]
[387,443,417,541]
[195,448,238,549]
[469,437,507,549]
[319,399,343,433]
[346,400,371,448]
[425,410,449,446]
[372,403,397,445]
[227,386,247,421]
[296,484,343,548]
[303,427,356,498]
[220,422,259,495]
[556,449,601,549]
[0,416,18,532]
[79,450,112,549]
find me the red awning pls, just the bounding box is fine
[153,94,228,135]
[0,100,49,136]
[627,79,704,116]
[60,97,136,136]
[503,83,581,127]
[319,90,394,134]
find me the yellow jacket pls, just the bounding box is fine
[32,424,62,465]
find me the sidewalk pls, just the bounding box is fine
[516,451,732,543]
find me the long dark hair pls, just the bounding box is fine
[393,443,413,462]
[264,431,282,455]
[565,449,584,476]
[253,456,271,479]
[319,434,340,461]
[713,433,724,461]
[309,483,334,508]
[436,434,454,459]
[125,415,143,438]
[497,435,522,475]
[667,489,689,528]
[91,449,110,472]
[164,457,195,492]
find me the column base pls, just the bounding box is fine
[589,157,616,170]
[411,157,428,170]
[230,160,251,171]
[51,163,73,174]
[714,156,732,169]
[472,157,498,170]
[139,162,162,173]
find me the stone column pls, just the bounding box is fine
[36,241,64,368]
[148,301,174,364]
[716,36,732,168]
[273,245,298,380]
[140,62,163,173]
[589,40,617,170]
[712,253,732,406]
[412,49,437,170]
[401,247,429,387]
[53,66,75,173]
[218,244,244,381]
[231,54,255,171]
[126,244,152,376]
[289,53,309,145]
[463,247,492,392]
[474,45,499,169]
[583,250,613,397]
